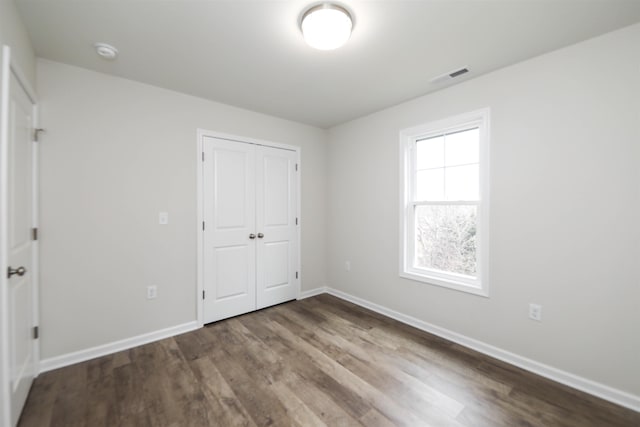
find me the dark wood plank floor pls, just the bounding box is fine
[19,294,640,426]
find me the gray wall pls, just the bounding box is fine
[37,59,327,359]
[0,0,36,86]
[326,24,640,396]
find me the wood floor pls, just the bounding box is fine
[19,294,639,427]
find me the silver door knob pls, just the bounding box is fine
[257,233,264,238]
[7,266,26,278]
[249,234,256,239]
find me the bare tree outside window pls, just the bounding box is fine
[415,205,477,276]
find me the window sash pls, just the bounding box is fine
[410,125,481,204]
[406,202,481,285]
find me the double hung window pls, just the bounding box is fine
[400,109,490,296]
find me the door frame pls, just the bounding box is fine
[0,45,40,426]
[196,129,301,327]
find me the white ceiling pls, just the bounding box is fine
[16,0,640,128]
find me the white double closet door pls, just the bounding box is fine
[203,136,299,324]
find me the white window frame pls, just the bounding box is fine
[399,108,490,297]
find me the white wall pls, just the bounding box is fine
[36,59,327,360]
[0,0,36,86]
[327,23,640,397]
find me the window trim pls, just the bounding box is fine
[399,108,490,297]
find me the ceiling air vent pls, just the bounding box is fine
[430,66,470,84]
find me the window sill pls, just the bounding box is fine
[399,271,489,297]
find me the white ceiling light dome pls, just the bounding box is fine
[301,3,353,50]
[94,42,119,60]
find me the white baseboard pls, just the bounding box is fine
[39,321,199,374]
[325,287,640,413]
[298,287,327,300]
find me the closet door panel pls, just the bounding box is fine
[256,146,299,309]
[203,137,256,323]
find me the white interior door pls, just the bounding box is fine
[3,68,37,425]
[256,146,298,309]
[201,135,299,324]
[203,137,257,323]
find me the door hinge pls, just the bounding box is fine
[296,271,298,279]
[33,326,39,339]
[32,227,38,241]
[295,163,298,171]
[202,221,205,231]
[295,217,298,225]
[202,152,205,162]
[202,290,206,300]
[33,128,45,142]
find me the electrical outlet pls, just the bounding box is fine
[345,261,351,272]
[147,285,158,299]
[159,212,169,225]
[529,303,542,321]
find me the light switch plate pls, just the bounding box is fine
[147,285,158,299]
[529,303,542,321]
[159,212,169,225]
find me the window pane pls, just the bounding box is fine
[414,205,477,277]
[445,128,479,166]
[416,135,444,170]
[445,164,478,201]
[416,169,444,201]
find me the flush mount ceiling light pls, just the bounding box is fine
[301,3,353,50]
[94,42,119,60]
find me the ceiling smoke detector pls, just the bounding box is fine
[94,43,119,60]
